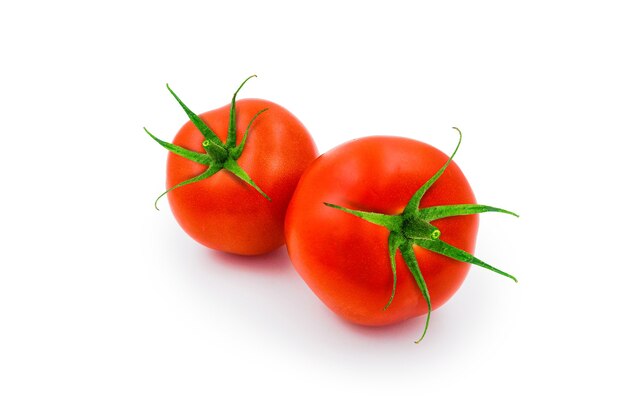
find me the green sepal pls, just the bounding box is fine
[226,75,257,148]
[419,204,519,222]
[223,158,271,201]
[384,232,404,310]
[144,128,212,165]
[404,127,462,215]
[323,203,403,232]
[166,84,222,146]
[414,238,518,283]
[399,242,432,344]
[231,108,269,160]
[153,163,222,210]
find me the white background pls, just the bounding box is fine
[1,1,625,415]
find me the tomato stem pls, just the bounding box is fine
[202,139,228,163]
[401,215,440,240]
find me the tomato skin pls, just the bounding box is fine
[285,136,478,325]
[167,98,317,255]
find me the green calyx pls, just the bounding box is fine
[324,128,518,344]
[145,75,270,210]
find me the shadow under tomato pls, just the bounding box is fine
[208,245,295,277]
[332,313,437,344]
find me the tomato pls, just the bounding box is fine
[285,131,516,342]
[146,76,317,255]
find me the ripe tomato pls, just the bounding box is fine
[285,132,516,342]
[146,77,317,255]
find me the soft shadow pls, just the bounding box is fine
[336,315,427,343]
[208,245,295,276]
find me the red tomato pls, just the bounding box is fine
[147,78,318,255]
[285,134,516,340]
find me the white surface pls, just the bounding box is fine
[1,1,624,415]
